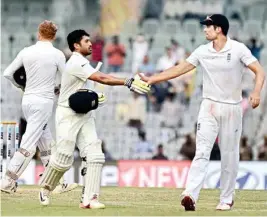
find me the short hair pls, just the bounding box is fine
[67,30,90,52]
[158,144,163,149]
[38,20,58,40]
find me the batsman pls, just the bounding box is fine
[38,29,150,208]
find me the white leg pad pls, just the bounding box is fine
[82,139,105,206]
[39,150,73,191]
[6,148,35,180]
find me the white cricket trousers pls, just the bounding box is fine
[55,106,97,158]
[184,99,242,204]
[20,95,54,153]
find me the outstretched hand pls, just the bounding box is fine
[124,74,151,95]
[138,73,151,84]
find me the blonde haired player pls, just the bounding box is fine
[2,20,77,194]
[139,14,265,211]
[38,29,150,208]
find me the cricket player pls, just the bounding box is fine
[1,20,76,194]
[139,14,265,211]
[38,29,150,208]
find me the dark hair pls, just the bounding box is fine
[138,131,146,140]
[67,29,90,52]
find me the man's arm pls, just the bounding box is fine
[3,49,24,88]
[139,60,196,85]
[57,52,66,75]
[89,71,125,86]
[89,71,150,94]
[247,61,265,109]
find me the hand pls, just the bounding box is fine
[124,75,150,94]
[97,92,106,107]
[138,73,152,85]
[249,91,261,109]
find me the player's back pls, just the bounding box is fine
[22,41,65,99]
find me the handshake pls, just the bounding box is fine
[124,74,151,95]
[97,74,150,107]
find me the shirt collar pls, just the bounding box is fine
[72,51,84,57]
[72,52,89,62]
[36,41,53,46]
[208,37,232,53]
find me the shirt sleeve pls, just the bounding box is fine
[70,61,98,81]
[240,43,257,66]
[57,51,66,76]
[3,48,25,88]
[186,45,202,66]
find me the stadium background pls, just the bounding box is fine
[1,0,267,190]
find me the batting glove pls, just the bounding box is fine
[97,92,106,107]
[124,75,151,94]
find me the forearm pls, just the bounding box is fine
[3,49,24,88]
[253,70,265,93]
[150,61,195,84]
[251,63,266,93]
[4,66,22,88]
[97,74,125,86]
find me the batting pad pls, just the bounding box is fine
[82,140,105,206]
[39,164,65,191]
[39,151,73,191]
[6,149,35,180]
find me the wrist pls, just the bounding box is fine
[124,78,134,87]
[252,89,261,94]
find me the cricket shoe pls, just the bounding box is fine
[52,183,79,194]
[0,178,17,194]
[79,200,106,209]
[216,201,234,211]
[39,187,50,206]
[181,194,196,211]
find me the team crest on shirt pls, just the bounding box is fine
[227,53,231,62]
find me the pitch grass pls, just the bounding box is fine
[1,186,267,216]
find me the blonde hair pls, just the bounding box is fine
[38,20,58,40]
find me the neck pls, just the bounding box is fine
[74,51,87,57]
[38,38,53,43]
[213,35,227,52]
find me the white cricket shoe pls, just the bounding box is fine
[39,188,50,206]
[52,183,79,194]
[216,201,234,211]
[79,200,106,209]
[1,178,17,194]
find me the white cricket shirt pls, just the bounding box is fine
[186,37,257,104]
[58,52,97,107]
[3,41,65,99]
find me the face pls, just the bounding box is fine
[204,25,220,41]
[158,147,163,153]
[75,35,92,56]
[113,36,119,44]
[166,48,172,57]
[143,55,149,63]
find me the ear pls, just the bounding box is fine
[74,42,80,50]
[217,26,222,34]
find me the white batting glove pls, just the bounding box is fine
[124,74,151,94]
[97,92,106,107]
